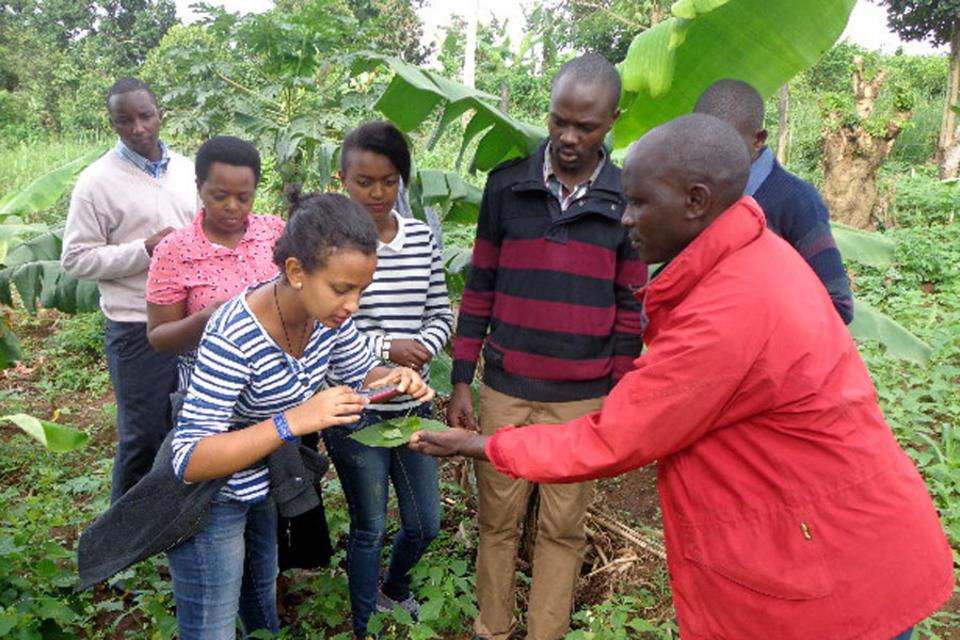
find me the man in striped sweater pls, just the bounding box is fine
[447,54,647,640]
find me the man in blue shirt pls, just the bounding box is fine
[694,79,854,324]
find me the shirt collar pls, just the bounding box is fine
[745,146,774,196]
[379,211,406,252]
[542,142,606,190]
[180,209,272,260]
[115,139,170,178]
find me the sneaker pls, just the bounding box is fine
[376,588,420,621]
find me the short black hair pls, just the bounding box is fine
[273,187,378,274]
[106,77,158,113]
[195,136,262,185]
[693,79,765,138]
[340,120,412,185]
[552,53,622,113]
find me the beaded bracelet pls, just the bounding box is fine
[273,412,296,443]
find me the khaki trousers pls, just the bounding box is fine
[473,385,605,640]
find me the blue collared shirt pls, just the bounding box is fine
[745,146,774,196]
[115,139,171,178]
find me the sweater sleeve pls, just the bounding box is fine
[415,230,454,357]
[485,290,761,483]
[611,234,647,379]
[61,190,151,281]
[451,183,501,385]
[778,185,854,325]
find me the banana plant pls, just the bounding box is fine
[0,148,104,368]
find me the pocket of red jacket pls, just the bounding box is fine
[681,513,833,601]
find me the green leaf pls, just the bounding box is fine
[1,413,89,452]
[613,0,856,147]
[352,52,543,172]
[0,322,21,369]
[349,416,448,448]
[849,299,932,365]
[0,146,107,218]
[429,351,453,397]
[0,228,99,314]
[831,222,895,268]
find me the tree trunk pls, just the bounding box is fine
[937,21,960,178]
[776,84,790,165]
[821,56,911,229]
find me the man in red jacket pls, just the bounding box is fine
[413,114,954,639]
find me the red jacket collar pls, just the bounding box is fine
[638,197,766,341]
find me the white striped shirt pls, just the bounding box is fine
[354,212,453,411]
[171,287,378,502]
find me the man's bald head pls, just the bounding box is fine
[620,114,750,264]
[694,79,768,160]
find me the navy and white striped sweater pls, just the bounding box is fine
[172,289,378,503]
[353,213,453,412]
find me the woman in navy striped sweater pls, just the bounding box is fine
[166,192,434,640]
[327,121,453,640]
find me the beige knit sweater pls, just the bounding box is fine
[61,149,198,322]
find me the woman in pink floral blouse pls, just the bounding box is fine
[146,136,284,387]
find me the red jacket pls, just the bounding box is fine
[486,198,954,639]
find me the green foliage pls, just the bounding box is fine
[614,0,856,147]
[0,146,106,218]
[568,592,677,639]
[0,1,177,135]
[349,416,448,447]
[353,53,544,172]
[878,0,960,47]
[892,169,960,227]
[1,414,88,453]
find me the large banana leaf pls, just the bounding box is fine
[1,413,89,452]
[351,53,544,172]
[0,229,99,314]
[849,300,932,365]
[0,321,21,369]
[410,168,482,224]
[613,0,856,147]
[0,146,107,218]
[831,222,894,269]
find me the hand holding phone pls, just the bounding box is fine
[361,386,402,403]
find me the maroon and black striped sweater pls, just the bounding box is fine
[452,144,647,402]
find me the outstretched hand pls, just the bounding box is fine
[409,428,489,460]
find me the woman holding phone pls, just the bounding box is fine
[324,121,453,640]
[166,191,434,639]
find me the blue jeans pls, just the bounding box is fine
[891,628,913,640]
[167,495,279,640]
[323,405,441,637]
[104,319,178,503]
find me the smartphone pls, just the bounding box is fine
[361,386,402,403]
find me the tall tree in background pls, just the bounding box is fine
[0,0,176,132]
[537,0,668,63]
[348,0,433,64]
[878,0,960,176]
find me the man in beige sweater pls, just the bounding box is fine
[62,78,197,503]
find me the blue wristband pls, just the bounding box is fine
[273,412,296,443]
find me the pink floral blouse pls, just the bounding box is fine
[147,209,285,315]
